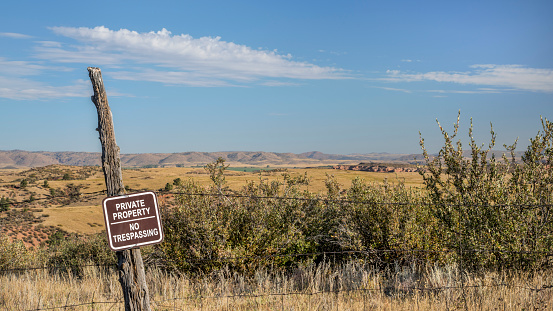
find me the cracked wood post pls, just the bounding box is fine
[88,67,152,311]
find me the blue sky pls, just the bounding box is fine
[1,0,552,155]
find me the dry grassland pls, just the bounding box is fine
[2,165,553,310]
[1,262,551,310]
[40,205,104,235]
[1,165,424,237]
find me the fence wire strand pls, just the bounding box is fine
[22,283,553,311]
[4,188,553,209]
[2,191,553,310]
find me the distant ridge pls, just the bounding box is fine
[0,150,422,168]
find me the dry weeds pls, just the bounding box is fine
[1,261,551,310]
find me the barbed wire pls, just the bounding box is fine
[3,187,552,209]
[3,190,553,310]
[24,300,119,311]
[21,282,553,311]
[167,190,553,209]
[2,248,552,274]
[2,190,106,206]
[0,262,117,273]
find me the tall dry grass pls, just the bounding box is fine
[1,261,551,310]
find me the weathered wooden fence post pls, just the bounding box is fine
[88,67,152,311]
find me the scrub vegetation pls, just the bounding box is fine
[1,115,552,310]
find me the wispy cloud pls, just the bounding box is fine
[427,88,504,94]
[110,70,235,87]
[0,57,74,76]
[318,49,347,56]
[37,26,350,86]
[373,86,412,93]
[0,32,32,39]
[261,80,301,87]
[0,58,88,100]
[0,76,89,100]
[384,64,553,93]
[0,58,47,76]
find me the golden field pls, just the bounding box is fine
[0,165,424,239]
[2,260,551,310]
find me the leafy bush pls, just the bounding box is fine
[0,197,10,212]
[157,115,553,274]
[64,183,83,203]
[5,114,549,277]
[0,235,43,270]
[418,114,553,269]
[159,170,423,273]
[46,233,116,276]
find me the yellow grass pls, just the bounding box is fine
[1,262,551,310]
[17,166,424,195]
[1,166,425,235]
[39,205,105,234]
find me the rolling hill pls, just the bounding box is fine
[0,150,422,168]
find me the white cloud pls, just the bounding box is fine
[426,88,503,94]
[0,58,88,100]
[384,64,553,93]
[35,41,63,48]
[37,26,349,86]
[373,86,412,93]
[318,49,347,56]
[0,32,32,39]
[0,58,47,76]
[0,57,74,76]
[261,80,301,87]
[0,76,89,100]
[110,70,235,87]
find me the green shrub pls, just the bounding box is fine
[0,197,10,212]
[159,170,420,273]
[156,115,553,273]
[0,235,43,270]
[419,114,553,269]
[64,183,83,203]
[46,233,116,276]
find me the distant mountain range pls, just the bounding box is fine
[0,150,426,168]
[0,150,524,169]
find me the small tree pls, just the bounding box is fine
[418,113,553,268]
[20,179,28,188]
[204,157,229,192]
[0,197,10,212]
[65,184,83,203]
